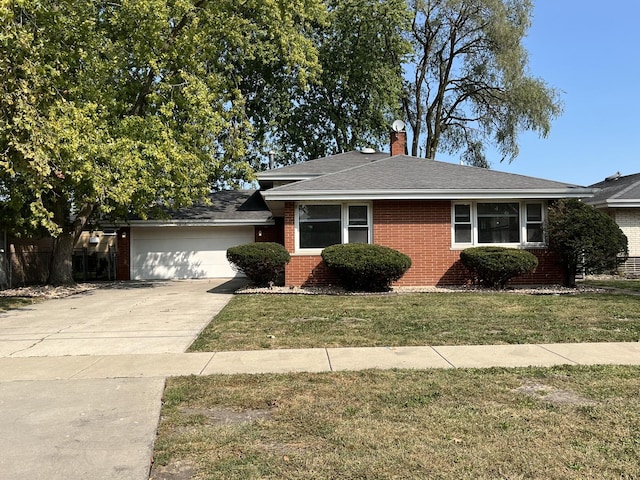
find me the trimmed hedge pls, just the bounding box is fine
[460,246,538,289]
[226,242,290,287]
[322,243,411,292]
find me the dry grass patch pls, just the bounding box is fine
[0,297,35,312]
[151,366,640,479]
[189,292,640,351]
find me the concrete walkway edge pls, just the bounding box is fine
[1,342,639,382]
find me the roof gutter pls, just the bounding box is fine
[262,188,595,202]
[125,219,275,227]
[589,199,640,208]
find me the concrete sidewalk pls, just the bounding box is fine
[0,342,639,382]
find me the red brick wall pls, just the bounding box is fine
[254,218,285,244]
[282,200,565,287]
[116,227,130,281]
[374,200,467,285]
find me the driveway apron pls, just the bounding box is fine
[0,279,240,480]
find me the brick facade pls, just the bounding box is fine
[613,209,640,257]
[612,208,640,274]
[255,218,285,244]
[116,227,130,280]
[283,200,565,287]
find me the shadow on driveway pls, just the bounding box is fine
[207,277,249,293]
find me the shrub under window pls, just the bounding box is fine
[460,246,538,289]
[226,242,290,287]
[322,243,411,292]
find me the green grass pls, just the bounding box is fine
[189,292,640,351]
[152,365,640,479]
[580,278,640,292]
[0,297,35,312]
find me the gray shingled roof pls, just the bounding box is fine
[258,151,388,179]
[588,173,640,206]
[263,156,591,200]
[130,190,273,224]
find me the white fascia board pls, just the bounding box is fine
[262,188,595,201]
[127,219,274,227]
[257,173,319,181]
[605,200,640,208]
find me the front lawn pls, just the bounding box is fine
[580,278,640,292]
[151,365,640,479]
[189,292,640,351]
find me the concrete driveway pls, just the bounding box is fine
[0,278,241,480]
[0,279,242,357]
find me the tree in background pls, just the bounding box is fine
[0,0,323,284]
[255,0,412,165]
[402,0,562,166]
[547,199,628,287]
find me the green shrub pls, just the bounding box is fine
[226,242,290,287]
[460,246,538,289]
[322,243,411,292]
[547,198,628,286]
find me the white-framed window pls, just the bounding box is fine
[296,202,371,252]
[452,201,546,248]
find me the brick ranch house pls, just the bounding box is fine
[259,131,594,287]
[110,131,594,286]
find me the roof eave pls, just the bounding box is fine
[257,173,320,181]
[127,219,275,227]
[600,200,640,208]
[262,188,594,201]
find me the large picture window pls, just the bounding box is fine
[297,203,371,251]
[477,202,520,243]
[452,201,546,247]
[299,205,341,249]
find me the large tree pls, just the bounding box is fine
[402,0,562,166]
[0,0,323,284]
[250,0,412,165]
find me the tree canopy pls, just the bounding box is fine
[254,0,412,165]
[0,0,323,283]
[547,199,628,287]
[402,0,562,166]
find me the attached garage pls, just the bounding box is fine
[131,226,255,279]
[118,190,276,281]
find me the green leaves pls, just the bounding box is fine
[547,199,628,286]
[1,0,324,239]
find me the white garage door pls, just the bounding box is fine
[131,226,254,279]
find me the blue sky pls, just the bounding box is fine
[432,1,640,186]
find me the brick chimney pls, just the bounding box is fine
[390,130,407,156]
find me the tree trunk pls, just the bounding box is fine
[46,202,94,286]
[47,233,76,285]
[563,264,577,288]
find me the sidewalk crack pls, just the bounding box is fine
[537,344,579,365]
[9,325,73,357]
[199,352,217,375]
[325,348,334,371]
[429,346,456,368]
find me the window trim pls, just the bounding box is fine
[295,201,372,254]
[451,201,547,249]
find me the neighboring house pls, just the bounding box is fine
[116,190,275,280]
[259,132,593,287]
[587,172,640,275]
